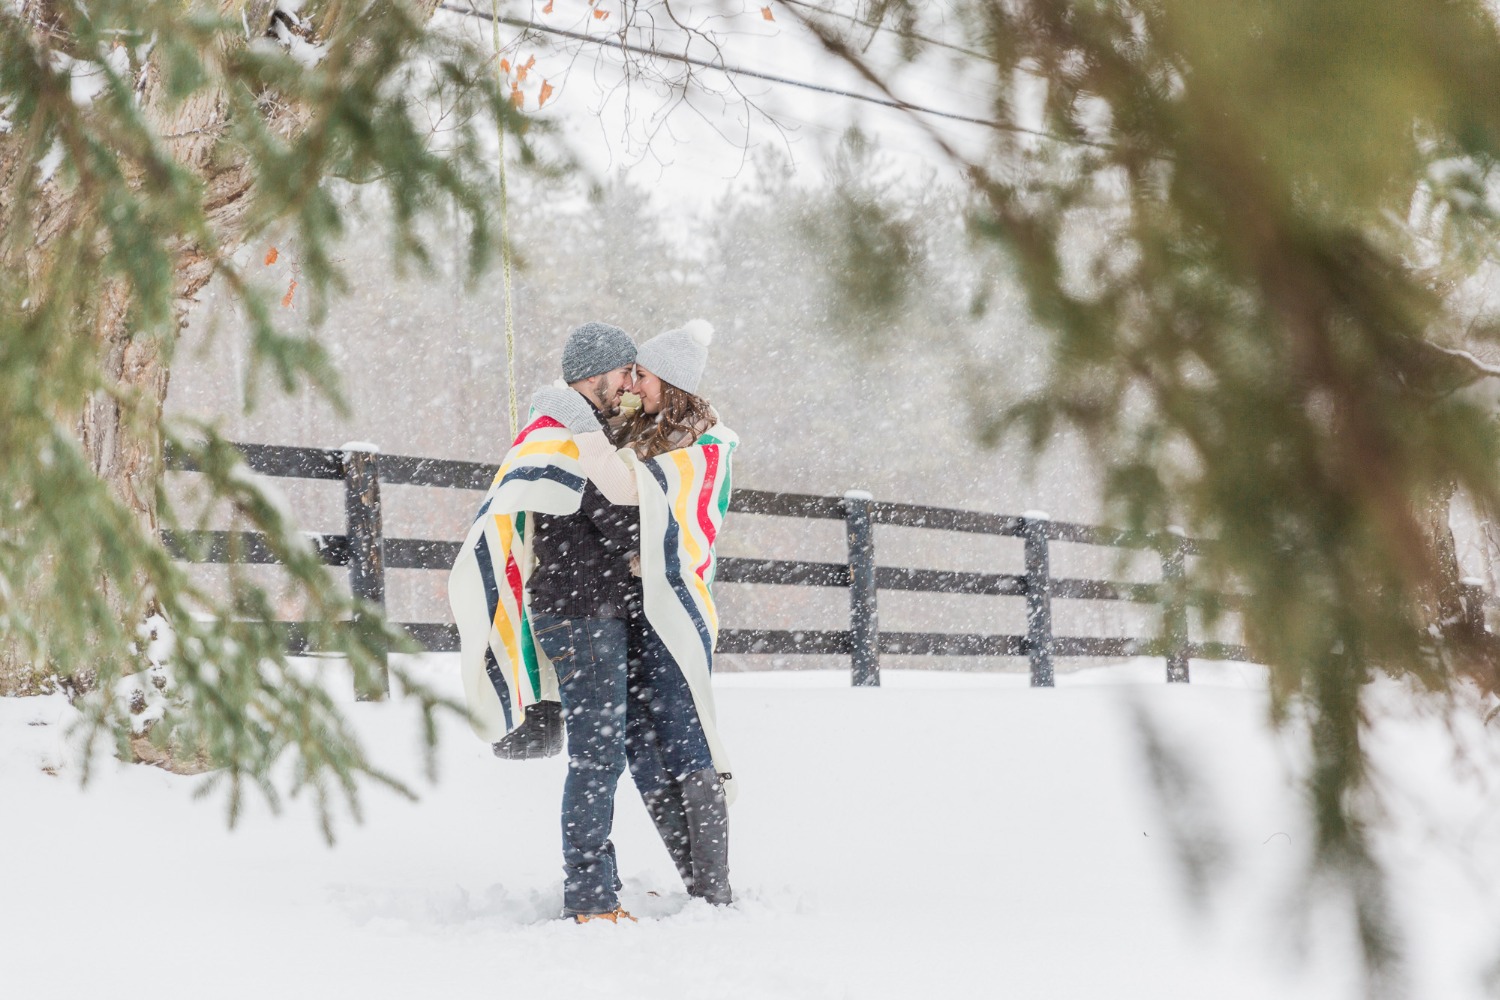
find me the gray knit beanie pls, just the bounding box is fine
[635,319,713,394]
[561,321,636,382]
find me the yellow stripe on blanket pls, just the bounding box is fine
[493,438,582,484]
[493,514,524,696]
[669,449,719,632]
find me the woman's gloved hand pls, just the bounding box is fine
[530,385,601,434]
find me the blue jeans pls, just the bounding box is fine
[531,614,629,916]
[625,605,715,795]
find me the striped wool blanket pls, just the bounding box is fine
[448,414,581,741]
[626,424,738,798]
[448,413,739,796]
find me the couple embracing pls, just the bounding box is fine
[450,320,736,924]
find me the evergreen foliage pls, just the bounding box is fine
[0,0,521,836]
[795,0,1500,985]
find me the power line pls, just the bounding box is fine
[437,2,1113,150]
[776,0,992,64]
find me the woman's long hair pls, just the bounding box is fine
[619,383,715,460]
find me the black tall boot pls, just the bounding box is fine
[640,781,695,891]
[680,768,732,905]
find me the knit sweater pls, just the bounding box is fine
[526,410,639,619]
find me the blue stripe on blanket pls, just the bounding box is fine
[473,532,514,731]
[499,464,586,492]
[483,646,513,732]
[647,462,714,667]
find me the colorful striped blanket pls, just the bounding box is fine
[627,424,738,798]
[448,414,581,742]
[448,413,739,797]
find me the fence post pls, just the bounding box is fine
[1161,533,1190,684]
[843,490,880,688]
[1022,513,1054,687]
[343,444,388,701]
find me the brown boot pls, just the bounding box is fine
[572,906,638,924]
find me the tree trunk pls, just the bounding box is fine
[1417,483,1500,694]
[1421,482,1466,632]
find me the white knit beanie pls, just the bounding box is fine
[635,319,713,394]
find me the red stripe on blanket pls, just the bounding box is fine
[694,446,720,580]
[511,414,565,447]
[503,546,525,618]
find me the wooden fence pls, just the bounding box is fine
[163,441,1252,694]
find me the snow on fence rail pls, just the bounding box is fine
[162,440,1252,696]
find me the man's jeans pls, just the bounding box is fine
[531,614,630,916]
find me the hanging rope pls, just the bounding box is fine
[493,0,520,439]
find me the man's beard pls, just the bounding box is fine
[589,383,615,414]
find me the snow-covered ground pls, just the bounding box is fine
[6,658,1500,999]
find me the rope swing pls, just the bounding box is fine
[493,0,520,439]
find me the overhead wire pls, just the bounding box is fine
[775,0,994,64]
[437,1,1118,151]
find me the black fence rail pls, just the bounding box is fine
[163,440,1252,695]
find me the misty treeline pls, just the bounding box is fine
[176,136,1066,507]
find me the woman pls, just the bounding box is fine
[617,321,733,906]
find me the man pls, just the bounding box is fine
[449,321,644,921]
[522,321,642,924]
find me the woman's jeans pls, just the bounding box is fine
[625,604,715,794]
[531,614,630,916]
